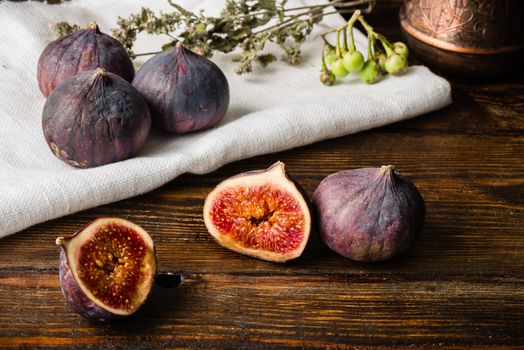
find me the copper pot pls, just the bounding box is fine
[400,0,524,78]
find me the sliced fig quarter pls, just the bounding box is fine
[56,218,156,321]
[203,161,312,263]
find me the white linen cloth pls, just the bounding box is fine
[0,0,451,238]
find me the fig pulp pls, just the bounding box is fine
[203,162,311,263]
[56,218,157,321]
[312,165,425,262]
[42,68,151,168]
[37,22,134,97]
[133,42,230,134]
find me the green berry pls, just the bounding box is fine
[323,44,336,66]
[359,59,383,84]
[342,50,365,73]
[376,53,387,73]
[385,53,408,75]
[320,69,336,86]
[393,42,409,58]
[330,58,349,78]
[324,53,337,67]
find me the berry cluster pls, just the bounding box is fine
[320,10,409,86]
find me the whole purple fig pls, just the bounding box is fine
[42,68,151,168]
[312,165,425,262]
[132,42,230,134]
[37,22,134,97]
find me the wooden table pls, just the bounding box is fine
[1,1,523,348]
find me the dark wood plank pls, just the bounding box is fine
[1,132,522,276]
[0,272,522,348]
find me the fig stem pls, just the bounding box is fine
[379,165,395,175]
[267,161,287,176]
[155,272,184,289]
[95,67,107,76]
[86,21,99,31]
[55,237,64,246]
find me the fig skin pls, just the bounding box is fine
[56,218,157,321]
[58,249,115,321]
[203,161,312,263]
[312,165,425,262]
[37,22,134,97]
[133,42,230,134]
[42,68,151,168]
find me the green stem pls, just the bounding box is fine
[322,44,329,70]
[367,34,374,59]
[347,10,361,52]
[320,8,362,49]
[357,13,374,35]
[322,36,335,48]
[321,27,338,36]
[358,13,380,59]
[335,29,342,57]
[377,33,394,56]
[342,27,348,53]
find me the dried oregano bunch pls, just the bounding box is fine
[52,0,375,74]
[51,22,81,38]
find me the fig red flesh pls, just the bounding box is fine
[210,183,305,253]
[56,218,156,321]
[203,162,311,262]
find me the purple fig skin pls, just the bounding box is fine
[312,166,425,262]
[37,22,134,97]
[132,42,230,134]
[58,249,116,321]
[56,218,158,321]
[42,68,151,168]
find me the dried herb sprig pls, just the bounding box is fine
[51,22,81,38]
[52,0,375,74]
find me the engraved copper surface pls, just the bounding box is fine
[400,0,524,55]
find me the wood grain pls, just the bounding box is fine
[1,0,523,348]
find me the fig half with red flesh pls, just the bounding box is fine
[56,218,156,321]
[203,162,311,262]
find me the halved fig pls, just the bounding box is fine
[203,162,311,263]
[56,218,156,321]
